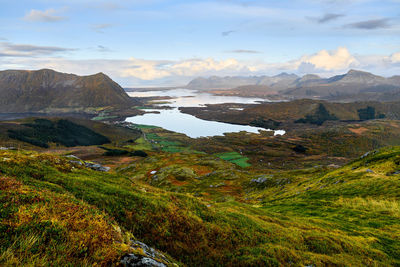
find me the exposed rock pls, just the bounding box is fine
[328,164,340,168]
[66,155,81,160]
[251,174,274,184]
[366,169,374,173]
[69,160,83,166]
[0,147,16,150]
[120,240,170,267]
[361,151,377,159]
[84,162,110,172]
[120,254,166,267]
[251,177,268,184]
[209,183,225,188]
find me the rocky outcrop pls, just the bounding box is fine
[66,155,110,172]
[120,240,171,267]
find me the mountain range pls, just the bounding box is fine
[187,70,400,101]
[0,69,137,113]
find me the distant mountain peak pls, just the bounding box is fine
[299,74,321,81]
[274,72,298,78]
[346,69,373,76]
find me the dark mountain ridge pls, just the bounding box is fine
[0,69,138,112]
[187,69,400,101]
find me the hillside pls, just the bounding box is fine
[0,143,399,266]
[187,70,400,102]
[180,99,400,130]
[284,70,400,101]
[187,73,299,91]
[0,69,140,113]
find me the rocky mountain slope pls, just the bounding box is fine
[0,69,138,113]
[186,72,299,90]
[187,70,400,101]
[284,69,400,101]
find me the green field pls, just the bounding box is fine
[215,151,251,167]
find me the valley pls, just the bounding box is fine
[3,1,400,266]
[1,69,400,266]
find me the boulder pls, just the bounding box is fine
[69,160,83,166]
[120,254,166,267]
[66,155,81,160]
[0,147,16,150]
[84,162,110,172]
[120,240,170,267]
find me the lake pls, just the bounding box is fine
[126,89,285,138]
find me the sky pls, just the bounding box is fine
[0,0,400,86]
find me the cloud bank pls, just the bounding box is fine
[1,46,399,86]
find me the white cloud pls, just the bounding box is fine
[120,57,246,80]
[121,58,171,80]
[24,9,66,22]
[2,46,400,86]
[390,52,400,63]
[297,47,358,70]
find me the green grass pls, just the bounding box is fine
[125,137,154,151]
[0,176,132,266]
[91,115,118,121]
[215,152,251,167]
[132,124,160,129]
[1,147,400,266]
[145,132,198,154]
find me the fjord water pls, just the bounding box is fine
[126,89,284,138]
[127,89,263,107]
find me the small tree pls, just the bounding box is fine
[358,106,376,121]
[295,104,338,126]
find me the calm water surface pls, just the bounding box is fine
[126,89,285,138]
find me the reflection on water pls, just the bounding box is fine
[128,89,264,107]
[126,89,285,138]
[126,108,265,138]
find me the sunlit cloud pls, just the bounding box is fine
[1,46,400,86]
[391,52,400,63]
[297,47,358,71]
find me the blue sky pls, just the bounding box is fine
[0,0,400,86]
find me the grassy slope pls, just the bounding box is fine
[0,118,141,150]
[1,147,399,266]
[0,176,131,266]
